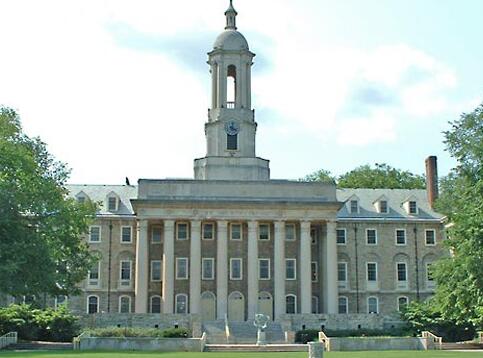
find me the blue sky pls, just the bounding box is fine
[0,0,481,184]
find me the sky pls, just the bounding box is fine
[0,0,482,184]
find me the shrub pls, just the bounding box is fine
[160,327,190,338]
[295,329,319,343]
[86,327,191,338]
[324,328,409,337]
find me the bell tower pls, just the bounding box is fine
[194,1,270,181]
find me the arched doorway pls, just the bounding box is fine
[201,291,216,321]
[258,292,273,319]
[228,291,245,321]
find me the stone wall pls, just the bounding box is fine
[327,337,426,351]
[78,337,203,352]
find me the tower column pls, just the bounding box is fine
[162,220,175,314]
[211,62,218,109]
[135,220,148,313]
[190,220,202,314]
[247,220,258,320]
[325,221,338,314]
[274,221,286,319]
[216,220,228,319]
[300,221,312,314]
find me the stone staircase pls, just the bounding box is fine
[6,341,73,351]
[441,342,483,350]
[202,320,228,344]
[204,344,307,352]
[228,321,285,344]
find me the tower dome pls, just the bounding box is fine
[213,30,249,51]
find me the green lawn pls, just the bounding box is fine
[0,352,482,358]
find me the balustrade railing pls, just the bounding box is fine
[318,331,331,351]
[226,102,235,109]
[0,332,17,350]
[422,331,442,350]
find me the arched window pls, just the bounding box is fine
[175,294,188,314]
[286,294,297,314]
[226,65,237,108]
[150,296,162,314]
[311,296,319,314]
[367,296,379,314]
[338,296,348,314]
[119,295,131,313]
[397,296,409,311]
[87,295,99,314]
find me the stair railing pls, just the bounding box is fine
[318,331,331,351]
[421,331,442,350]
[478,331,483,344]
[0,332,17,350]
[224,314,231,344]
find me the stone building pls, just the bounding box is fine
[3,2,446,330]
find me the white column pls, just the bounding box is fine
[216,221,228,319]
[162,220,175,314]
[190,220,201,315]
[300,221,312,314]
[135,220,149,313]
[274,221,286,319]
[326,221,338,314]
[247,221,258,320]
[211,63,218,109]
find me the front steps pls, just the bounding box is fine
[204,344,307,352]
[228,321,285,344]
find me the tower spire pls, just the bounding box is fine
[225,0,237,30]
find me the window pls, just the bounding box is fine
[230,258,243,280]
[107,196,118,211]
[367,296,379,314]
[230,223,242,240]
[396,229,406,245]
[338,296,348,314]
[285,259,297,280]
[88,262,100,286]
[175,294,188,314]
[227,134,238,150]
[55,295,67,310]
[77,196,86,204]
[259,224,270,241]
[202,223,214,240]
[286,295,297,314]
[176,258,189,280]
[426,263,435,287]
[151,260,162,282]
[120,260,132,286]
[176,222,188,240]
[152,226,162,243]
[336,229,346,245]
[150,296,161,314]
[379,200,388,213]
[119,296,131,313]
[409,201,418,215]
[311,296,319,314]
[366,229,377,245]
[89,226,101,243]
[311,262,318,282]
[338,262,348,283]
[259,259,270,280]
[310,229,317,245]
[367,262,378,282]
[121,226,132,243]
[87,295,99,314]
[398,296,409,311]
[425,230,436,246]
[350,200,359,213]
[202,258,215,280]
[285,224,296,241]
[397,262,407,282]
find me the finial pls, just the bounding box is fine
[225,0,237,30]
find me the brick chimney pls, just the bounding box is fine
[425,156,438,208]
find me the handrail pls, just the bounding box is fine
[318,331,331,351]
[0,332,17,350]
[224,314,231,344]
[73,331,90,350]
[421,331,442,350]
[478,331,483,344]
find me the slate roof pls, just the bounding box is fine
[337,188,444,221]
[67,184,137,217]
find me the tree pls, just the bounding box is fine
[433,103,483,329]
[301,163,426,189]
[0,107,96,298]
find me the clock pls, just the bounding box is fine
[224,120,240,135]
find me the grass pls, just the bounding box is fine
[0,352,482,358]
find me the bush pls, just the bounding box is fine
[0,304,80,342]
[295,329,319,343]
[324,328,409,337]
[86,327,191,338]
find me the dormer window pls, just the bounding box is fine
[379,200,388,213]
[106,192,120,212]
[350,200,359,214]
[76,191,90,204]
[409,201,417,215]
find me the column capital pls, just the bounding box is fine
[164,219,175,227]
[274,220,285,229]
[190,219,202,226]
[300,220,311,230]
[217,220,228,227]
[137,219,149,229]
[248,220,258,231]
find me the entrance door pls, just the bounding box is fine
[228,291,245,321]
[258,292,273,319]
[201,291,216,321]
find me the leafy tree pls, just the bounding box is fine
[0,107,96,298]
[433,103,483,329]
[338,163,426,189]
[300,169,336,184]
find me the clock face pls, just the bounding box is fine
[224,120,240,135]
